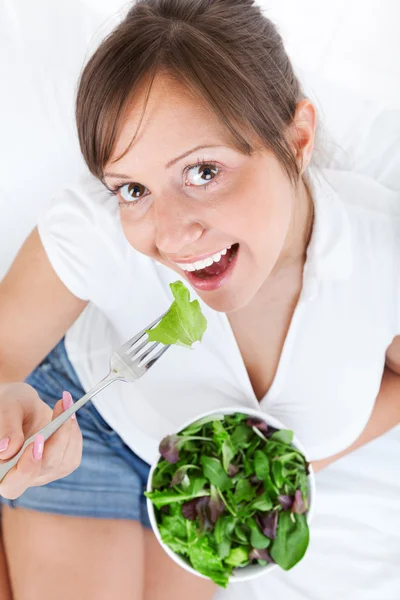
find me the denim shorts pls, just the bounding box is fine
[1,338,152,529]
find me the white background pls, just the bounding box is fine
[0,1,399,599]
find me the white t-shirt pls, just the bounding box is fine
[37,167,400,464]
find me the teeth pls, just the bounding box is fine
[176,245,233,272]
[194,259,207,270]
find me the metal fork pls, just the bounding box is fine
[0,311,170,483]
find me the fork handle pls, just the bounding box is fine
[0,372,117,484]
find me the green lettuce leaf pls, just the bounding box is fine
[146,281,207,348]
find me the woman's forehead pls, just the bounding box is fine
[108,73,235,170]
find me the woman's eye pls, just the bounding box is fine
[119,182,148,202]
[185,163,219,187]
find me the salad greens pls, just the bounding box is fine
[146,281,207,348]
[145,413,311,588]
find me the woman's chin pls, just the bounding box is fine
[196,283,256,314]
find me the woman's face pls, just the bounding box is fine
[104,73,315,313]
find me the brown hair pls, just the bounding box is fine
[76,0,311,184]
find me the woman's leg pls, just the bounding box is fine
[2,506,217,600]
[143,527,218,600]
[0,523,12,600]
[2,505,144,600]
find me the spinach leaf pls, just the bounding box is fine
[264,472,279,498]
[233,479,256,504]
[254,450,270,480]
[247,435,262,457]
[201,456,233,492]
[214,515,236,559]
[231,424,253,448]
[272,460,284,488]
[242,452,254,477]
[250,492,273,512]
[145,477,208,508]
[270,512,310,570]
[269,430,294,445]
[183,414,225,436]
[212,421,236,472]
[234,522,250,544]
[247,517,272,549]
[152,459,176,488]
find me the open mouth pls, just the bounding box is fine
[182,243,240,291]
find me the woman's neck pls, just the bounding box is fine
[250,176,315,312]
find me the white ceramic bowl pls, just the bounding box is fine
[146,406,316,584]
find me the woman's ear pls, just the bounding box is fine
[290,99,317,174]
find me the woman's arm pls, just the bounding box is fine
[312,341,400,472]
[0,228,87,382]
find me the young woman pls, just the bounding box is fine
[0,0,399,598]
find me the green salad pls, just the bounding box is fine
[146,280,207,348]
[145,413,311,588]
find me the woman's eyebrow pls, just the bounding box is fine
[104,144,225,179]
[165,144,224,168]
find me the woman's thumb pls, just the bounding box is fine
[52,391,76,421]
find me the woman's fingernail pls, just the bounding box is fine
[0,437,10,452]
[62,391,76,420]
[33,434,44,460]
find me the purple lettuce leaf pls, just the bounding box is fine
[209,486,225,524]
[159,434,181,463]
[227,463,240,477]
[196,496,213,532]
[249,548,275,563]
[256,510,279,539]
[247,418,269,433]
[291,489,307,514]
[278,494,294,511]
[255,482,265,496]
[182,495,215,532]
[182,498,199,520]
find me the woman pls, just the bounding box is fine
[0,0,399,598]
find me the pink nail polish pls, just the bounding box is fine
[62,391,76,420]
[33,434,44,460]
[0,437,10,452]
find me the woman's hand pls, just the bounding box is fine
[0,382,82,499]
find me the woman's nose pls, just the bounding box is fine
[154,201,204,256]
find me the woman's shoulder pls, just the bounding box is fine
[38,172,147,306]
[50,172,120,227]
[314,168,400,262]
[321,167,400,222]
[309,167,400,292]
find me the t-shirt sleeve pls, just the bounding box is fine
[37,174,128,309]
